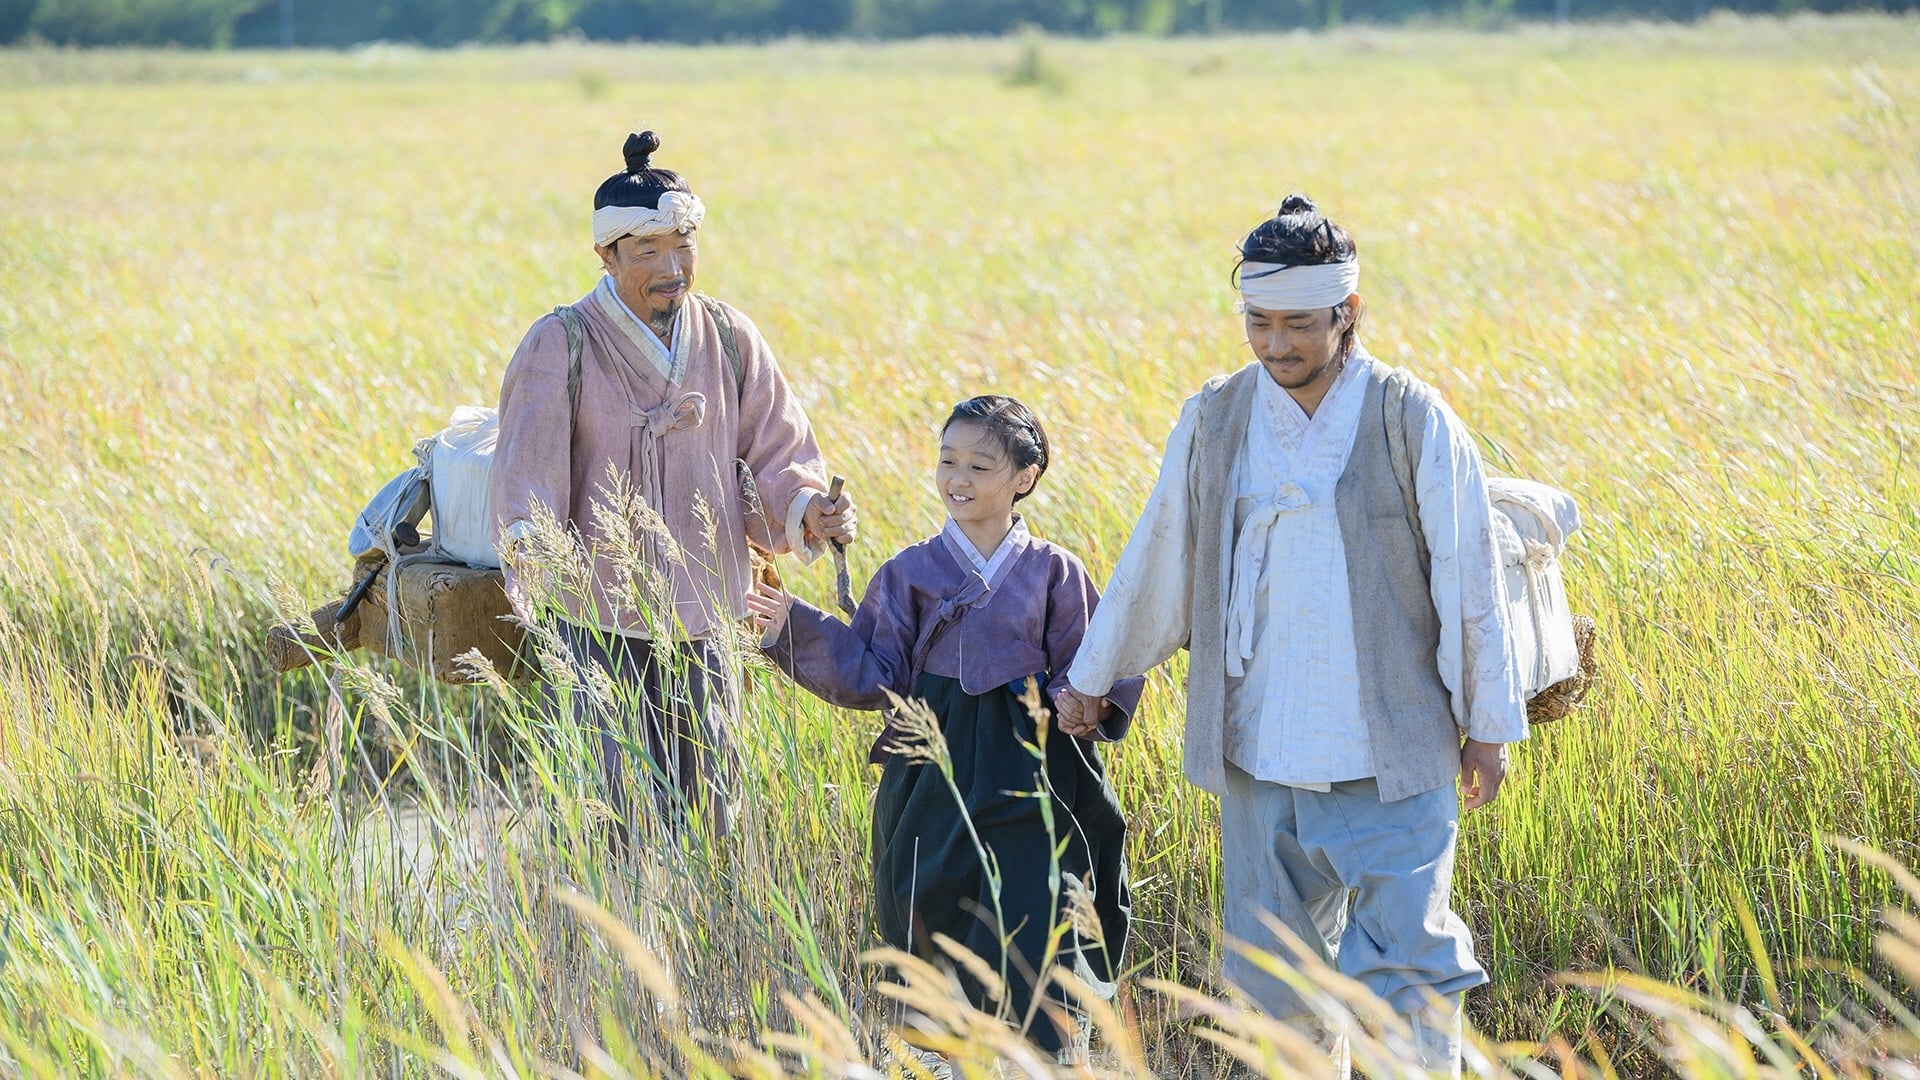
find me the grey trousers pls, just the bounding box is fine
[556,624,736,841]
[1220,762,1485,1018]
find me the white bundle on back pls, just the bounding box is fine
[1381,366,1596,720]
[329,298,748,686]
[417,406,502,569]
[1486,477,1582,698]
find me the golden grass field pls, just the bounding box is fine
[1,15,1918,1077]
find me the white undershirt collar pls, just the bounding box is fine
[594,276,688,382]
[943,514,1029,589]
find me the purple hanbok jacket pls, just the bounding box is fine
[763,522,1147,764]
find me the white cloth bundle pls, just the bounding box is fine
[1239,258,1359,313]
[1486,477,1583,696]
[592,190,706,247]
[421,406,502,569]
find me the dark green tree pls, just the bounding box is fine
[232,0,587,46]
[25,0,254,44]
[0,0,35,42]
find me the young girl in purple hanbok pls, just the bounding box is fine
[747,395,1144,1055]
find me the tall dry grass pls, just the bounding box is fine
[1,14,1918,1075]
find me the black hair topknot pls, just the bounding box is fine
[1237,192,1356,268]
[1277,193,1318,217]
[623,130,661,173]
[594,129,691,215]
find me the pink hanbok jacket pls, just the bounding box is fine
[490,284,828,638]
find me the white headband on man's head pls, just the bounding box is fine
[1237,259,1360,313]
[592,190,706,248]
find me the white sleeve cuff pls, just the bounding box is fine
[1065,665,1113,701]
[786,490,826,564]
[499,519,537,560]
[1466,706,1530,745]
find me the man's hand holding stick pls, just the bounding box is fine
[755,475,859,645]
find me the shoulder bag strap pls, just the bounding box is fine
[553,304,586,419]
[1383,366,1432,572]
[696,293,746,398]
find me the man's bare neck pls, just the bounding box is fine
[1277,345,1354,418]
[1287,382,1335,419]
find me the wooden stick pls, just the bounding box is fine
[827,475,856,619]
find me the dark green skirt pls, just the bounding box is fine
[872,672,1130,1051]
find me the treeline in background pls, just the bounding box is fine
[4,0,1917,47]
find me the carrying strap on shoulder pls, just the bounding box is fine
[556,297,744,413]
[696,293,746,398]
[554,303,586,418]
[1382,367,1433,573]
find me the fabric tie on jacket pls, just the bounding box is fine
[1223,480,1313,677]
[632,391,707,520]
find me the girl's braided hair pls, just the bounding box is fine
[942,395,1050,502]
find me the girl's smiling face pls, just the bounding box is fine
[936,420,1037,531]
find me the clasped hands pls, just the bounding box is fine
[1050,685,1117,740]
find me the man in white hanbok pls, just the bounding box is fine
[1055,195,1527,1077]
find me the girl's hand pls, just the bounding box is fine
[1053,685,1107,739]
[745,579,794,639]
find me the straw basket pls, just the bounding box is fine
[1526,614,1598,725]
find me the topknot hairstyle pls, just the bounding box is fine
[942,395,1050,502]
[1234,192,1363,354]
[593,130,692,212]
[1236,193,1357,270]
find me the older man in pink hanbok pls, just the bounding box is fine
[489,130,856,838]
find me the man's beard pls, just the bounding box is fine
[647,297,682,339]
[1266,338,1352,386]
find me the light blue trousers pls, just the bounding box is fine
[1221,763,1486,1018]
